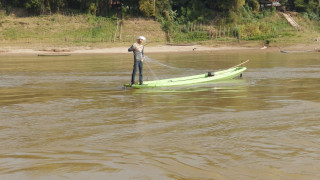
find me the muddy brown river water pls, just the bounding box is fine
[0,51,320,180]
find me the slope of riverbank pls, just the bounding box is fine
[0,15,166,47]
[0,13,319,55]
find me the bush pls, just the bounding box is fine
[302,12,320,20]
[238,22,276,40]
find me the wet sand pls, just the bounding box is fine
[0,43,318,56]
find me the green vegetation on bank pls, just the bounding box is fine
[0,14,166,47]
[0,0,320,47]
[2,15,116,41]
[0,15,117,47]
[1,0,320,18]
[0,12,319,48]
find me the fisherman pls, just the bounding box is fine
[128,36,146,85]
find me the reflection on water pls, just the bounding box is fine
[1,52,320,179]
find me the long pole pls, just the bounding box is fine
[230,59,250,69]
[113,17,119,42]
[154,0,156,15]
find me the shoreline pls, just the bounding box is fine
[0,44,319,56]
[0,45,256,56]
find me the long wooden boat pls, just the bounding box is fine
[124,66,247,89]
[280,50,312,53]
[38,54,71,56]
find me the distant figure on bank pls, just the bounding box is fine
[128,36,146,85]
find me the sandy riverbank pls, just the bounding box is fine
[0,45,255,55]
[0,44,319,56]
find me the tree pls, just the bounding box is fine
[25,0,41,14]
[139,0,155,17]
[246,0,260,13]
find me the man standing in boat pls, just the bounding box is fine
[128,36,146,85]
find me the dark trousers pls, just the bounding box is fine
[131,60,143,84]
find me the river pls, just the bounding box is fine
[0,51,320,180]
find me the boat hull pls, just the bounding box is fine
[124,67,247,88]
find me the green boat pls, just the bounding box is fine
[124,66,247,89]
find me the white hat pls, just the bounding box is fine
[137,36,146,41]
